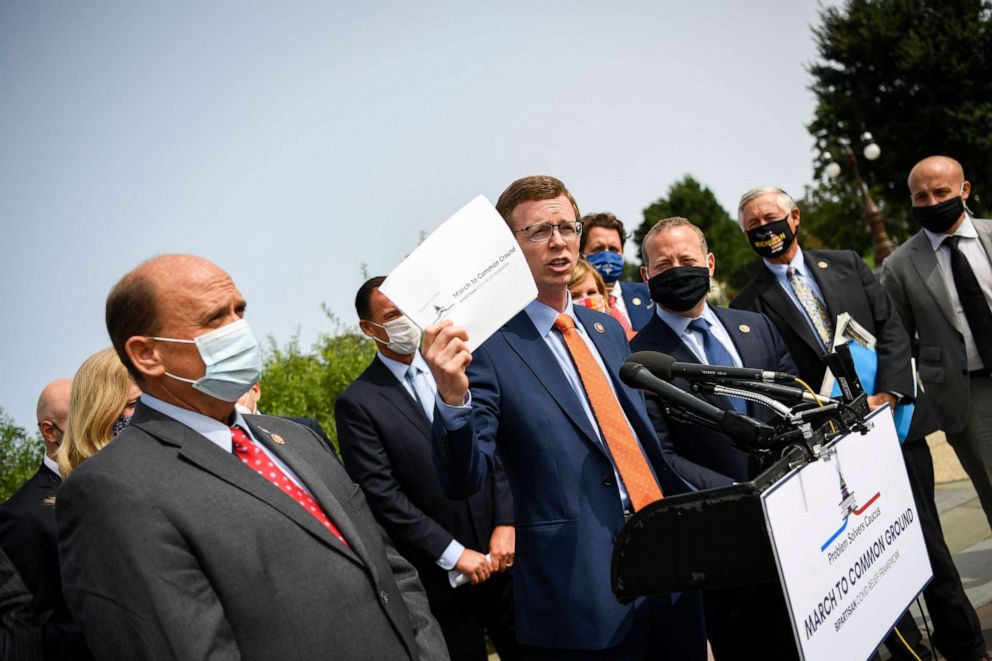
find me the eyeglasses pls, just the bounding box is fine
[513,220,583,242]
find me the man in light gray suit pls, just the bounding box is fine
[56,254,448,661]
[882,155,992,534]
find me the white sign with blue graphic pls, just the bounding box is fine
[762,409,932,661]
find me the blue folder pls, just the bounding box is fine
[829,342,914,443]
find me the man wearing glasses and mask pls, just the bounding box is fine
[425,176,704,660]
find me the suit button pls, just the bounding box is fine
[603,474,615,487]
[380,590,389,604]
[963,369,969,376]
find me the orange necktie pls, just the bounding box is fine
[553,314,663,511]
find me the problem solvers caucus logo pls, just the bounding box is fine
[819,455,881,553]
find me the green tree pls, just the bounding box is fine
[794,179,871,255]
[258,309,376,454]
[632,176,759,296]
[0,407,43,502]
[808,0,992,244]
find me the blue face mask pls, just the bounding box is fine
[152,319,263,402]
[585,250,625,284]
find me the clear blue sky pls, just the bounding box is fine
[0,1,838,430]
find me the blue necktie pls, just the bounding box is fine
[405,364,435,422]
[687,318,747,414]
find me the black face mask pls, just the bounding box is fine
[648,266,710,312]
[746,217,797,258]
[911,196,965,234]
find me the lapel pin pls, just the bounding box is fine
[258,426,286,445]
[632,297,642,306]
[594,322,606,333]
[817,260,829,269]
[739,324,751,333]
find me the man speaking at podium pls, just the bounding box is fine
[732,186,986,661]
[630,216,798,659]
[424,176,705,660]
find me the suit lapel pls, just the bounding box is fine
[908,231,961,332]
[501,313,605,453]
[753,263,824,355]
[245,418,369,566]
[134,405,363,566]
[367,358,431,440]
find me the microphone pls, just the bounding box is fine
[619,361,774,450]
[697,379,820,405]
[629,351,795,384]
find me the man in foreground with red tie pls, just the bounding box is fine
[56,254,448,660]
[425,176,705,660]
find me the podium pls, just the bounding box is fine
[612,447,803,601]
[612,410,932,661]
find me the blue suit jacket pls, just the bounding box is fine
[619,281,653,331]
[432,305,690,649]
[630,306,797,490]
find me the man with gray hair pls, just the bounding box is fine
[732,186,987,661]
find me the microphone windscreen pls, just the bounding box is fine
[627,351,675,380]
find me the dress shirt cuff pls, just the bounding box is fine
[435,391,472,431]
[436,539,465,570]
[886,391,904,403]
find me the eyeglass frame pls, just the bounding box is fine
[512,220,584,243]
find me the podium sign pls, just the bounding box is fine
[761,410,931,661]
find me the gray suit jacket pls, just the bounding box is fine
[880,217,992,435]
[56,403,448,661]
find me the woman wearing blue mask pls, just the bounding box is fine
[59,348,141,479]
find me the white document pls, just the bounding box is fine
[447,553,492,589]
[380,195,537,351]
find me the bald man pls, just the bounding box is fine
[0,379,91,659]
[882,156,992,533]
[56,255,447,661]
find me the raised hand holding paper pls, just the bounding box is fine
[380,195,537,351]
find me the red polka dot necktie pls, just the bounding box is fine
[553,314,663,511]
[231,425,348,547]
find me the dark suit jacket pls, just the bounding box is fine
[56,404,447,661]
[630,307,798,490]
[619,280,653,331]
[732,248,938,442]
[881,218,992,435]
[336,355,513,601]
[432,306,693,649]
[0,542,43,660]
[0,465,88,659]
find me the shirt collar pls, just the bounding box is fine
[43,454,61,478]
[924,213,977,250]
[140,392,244,453]
[376,350,429,382]
[524,294,580,338]
[655,301,716,337]
[763,246,807,279]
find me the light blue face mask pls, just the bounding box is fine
[152,319,263,402]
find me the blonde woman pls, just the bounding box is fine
[568,258,635,339]
[58,348,141,479]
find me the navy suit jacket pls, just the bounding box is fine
[336,355,513,602]
[619,281,653,331]
[630,307,797,490]
[431,305,690,649]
